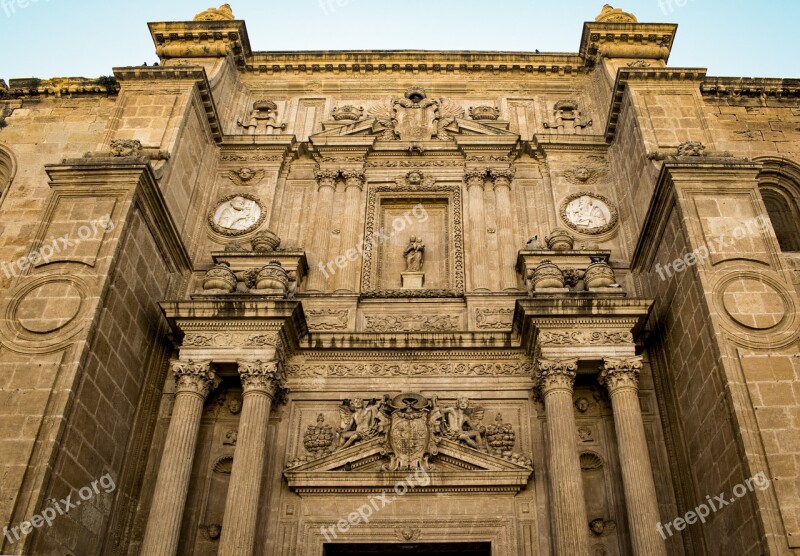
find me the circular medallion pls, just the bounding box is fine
[560,192,618,236]
[722,278,785,330]
[15,280,83,334]
[208,193,266,236]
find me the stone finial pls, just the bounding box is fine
[193,4,235,21]
[595,4,638,23]
[331,105,364,122]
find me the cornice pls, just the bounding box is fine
[579,22,678,66]
[114,65,222,142]
[701,77,800,99]
[604,67,707,142]
[4,77,119,98]
[299,331,516,351]
[148,20,252,67]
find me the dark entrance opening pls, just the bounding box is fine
[324,543,491,556]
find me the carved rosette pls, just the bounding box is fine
[314,169,339,190]
[341,170,366,191]
[172,360,218,398]
[237,360,284,397]
[599,357,643,393]
[536,358,578,394]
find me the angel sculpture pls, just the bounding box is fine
[337,398,388,449]
[226,167,265,187]
[440,397,486,449]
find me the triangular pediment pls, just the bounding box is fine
[283,438,532,494]
[309,117,519,141]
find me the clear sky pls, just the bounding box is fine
[0,0,798,81]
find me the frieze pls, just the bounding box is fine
[538,330,633,345]
[286,361,532,378]
[220,154,285,162]
[364,160,464,168]
[363,315,459,333]
[306,309,349,331]
[182,332,278,348]
[475,308,514,329]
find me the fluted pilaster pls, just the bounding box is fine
[335,170,365,291]
[600,357,668,556]
[218,360,284,555]
[491,168,518,290]
[308,169,338,291]
[141,361,218,556]
[536,358,589,556]
[466,169,490,290]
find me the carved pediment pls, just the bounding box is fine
[310,116,517,141]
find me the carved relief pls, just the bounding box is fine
[237,100,286,135]
[193,3,234,21]
[469,105,500,121]
[475,308,514,329]
[331,105,364,121]
[562,164,607,185]
[539,330,633,345]
[395,171,435,188]
[226,167,265,187]
[543,100,592,132]
[363,315,459,333]
[182,332,278,348]
[305,309,349,330]
[286,361,532,378]
[595,4,637,23]
[367,86,465,141]
[560,192,619,235]
[208,194,266,236]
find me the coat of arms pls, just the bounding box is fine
[367,86,465,141]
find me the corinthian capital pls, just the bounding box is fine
[237,360,284,396]
[464,169,488,190]
[172,360,218,398]
[535,358,578,393]
[599,357,643,393]
[342,170,366,191]
[313,168,339,190]
[490,168,515,189]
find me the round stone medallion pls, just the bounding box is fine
[208,193,266,236]
[560,192,618,235]
[722,278,785,330]
[16,281,83,334]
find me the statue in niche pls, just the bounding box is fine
[338,398,389,449]
[543,100,593,133]
[237,100,286,135]
[404,236,425,272]
[441,397,485,449]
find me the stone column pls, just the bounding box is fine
[335,170,365,291]
[536,358,589,556]
[600,357,668,556]
[466,169,490,290]
[307,169,338,291]
[491,168,518,291]
[218,360,284,555]
[141,361,218,556]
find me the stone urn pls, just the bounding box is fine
[485,413,516,456]
[532,260,565,290]
[545,228,574,251]
[584,257,616,288]
[303,414,335,458]
[254,261,290,293]
[202,263,237,293]
[251,230,281,252]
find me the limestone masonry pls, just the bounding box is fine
[0,3,798,555]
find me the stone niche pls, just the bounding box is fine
[378,200,448,290]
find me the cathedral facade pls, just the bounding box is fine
[0,4,798,555]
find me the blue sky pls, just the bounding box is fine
[0,0,798,81]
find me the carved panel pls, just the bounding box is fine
[286,361,532,378]
[475,308,514,329]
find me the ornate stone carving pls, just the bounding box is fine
[250,229,281,252]
[331,105,364,121]
[367,86,465,141]
[532,260,565,290]
[395,171,435,188]
[545,228,575,251]
[539,330,633,345]
[286,361,532,378]
[403,236,425,272]
[209,193,265,236]
[535,359,578,393]
[490,168,515,189]
[237,360,284,396]
[577,426,594,443]
[223,429,238,446]
[306,309,349,330]
[193,3,234,21]
[237,100,286,135]
[589,518,617,537]
[560,192,618,236]
[384,393,441,471]
[172,360,218,397]
[109,139,143,158]
[562,165,607,185]
[202,263,238,293]
[464,168,488,189]
[574,397,592,413]
[206,523,222,541]
[303,414,336,458]
[365,159,464,168]
[543,100,592,132]
[341,170,366,190]
[677,141,707,157]
[363,315,459,333]
[599,357,643,392]
[441,397,485,450]
[469,105,500,121]
[182,332,277,348]
[396,528,421,542]
[584,258,617,288]
[226,167,265,187]
[484,413,517,457]
[254,261,290,295]
[313,168,339,189]
[595,4,637,23]
[626,60,651,68]
[475,308,514,329]
[338,398,389,449]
